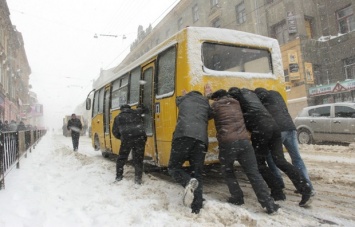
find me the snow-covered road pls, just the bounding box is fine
[0,131,354,226]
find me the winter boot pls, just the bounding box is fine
[299,193,314,207]
[271,189,286,201]
[227,196,244,205]
[183,178,199,207]
[264,203,280,214]
[135,176,142,185]
[115,175,123,182]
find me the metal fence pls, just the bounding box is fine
[0,129,47,190]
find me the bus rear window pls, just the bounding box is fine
[202,42,272,74]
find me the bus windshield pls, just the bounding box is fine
[202,42,272,74]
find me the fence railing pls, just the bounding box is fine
[0,129,47,190]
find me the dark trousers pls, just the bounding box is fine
[168,137,207,209]
[116,136,146,180]
[219,139,274,207]
[71,132,80,150]
[251,128,311,195]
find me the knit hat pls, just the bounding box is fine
[255,87,269,100]
[211,89,228,99]
[120,104,131,110]
[228,87,241,99]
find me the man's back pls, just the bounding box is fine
[211,96,249,143]
[173,91,212,144]
[255,88,295,131]
[113,107,146,140]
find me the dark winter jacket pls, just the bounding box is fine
[211,96,250,143]
[67,118,82,134]
[17,121,27,131]
[255,88,296,131]
[8,121,18,131]
[228,87,277,133]
[173,91,213,145]
[112,106,146,141]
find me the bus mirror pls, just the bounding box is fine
[86,98,91,110]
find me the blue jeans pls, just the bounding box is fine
[266,130,314,191]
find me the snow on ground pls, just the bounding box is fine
[0,131,355,227]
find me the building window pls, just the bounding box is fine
[211,0,219,7]
[178,18,183,31]
[344,56,355,80]
[212,17,221,28]
[192,4,199,22]
[236,1,246,24]
[271,21,289,45]
[336,5,355,34]
[157,46,176,96]
[305,17,314,39]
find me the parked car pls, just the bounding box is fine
[294,103,355,144]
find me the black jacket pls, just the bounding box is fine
[228,87,277,133]
[67,118,83,133]
[112,107,146,140]
[173,91,213,145]
[255,88,296,131]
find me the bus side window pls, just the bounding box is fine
[129,67,141,104]
[93,90,100,116]
[112,74,129,109]
[157,46,176,96]
[98,88,105,113]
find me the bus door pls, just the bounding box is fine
[141,62,157,162]
[103,86,112,151]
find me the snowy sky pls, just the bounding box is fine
[6,0,180,129]
[1,132,355,226]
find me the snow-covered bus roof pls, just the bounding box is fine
[93,27,283,90]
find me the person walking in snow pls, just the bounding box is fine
[228,87,313,207]
[67,113,82,151]
[255,88,315,194]
[210,89,279,214]
[168,90,213,214]
[112,104,147,185]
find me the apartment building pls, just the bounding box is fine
[0,0,35,123]
[122,0,355,118]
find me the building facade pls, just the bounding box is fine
[1,0,42,127]
[121,0,355,118]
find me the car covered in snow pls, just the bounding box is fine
[295,103,355,144]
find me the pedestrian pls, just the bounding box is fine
[112,104,147,185]
[210,89,279,214]
[8,120,17,131]
[168,90,213,214]
[67,113,82,151]
[17,121,27,131]
[3,120,9,131]
[228,87,313,207]
[255,87,315,194]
